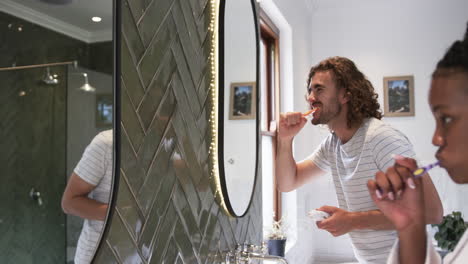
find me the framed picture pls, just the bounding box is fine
[229,82,256,120]
[95,94,113,127]
[383,75,415,117]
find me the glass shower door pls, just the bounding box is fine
[0,66,66,263]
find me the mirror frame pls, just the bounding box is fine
[92,0,121,259]
[209,0,260,217]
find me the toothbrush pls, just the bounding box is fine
[302,108,317,118]
[376,160,440,199]
[413,161,440,178]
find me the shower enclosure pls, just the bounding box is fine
[0,65,67,263]
[0,63,112,263]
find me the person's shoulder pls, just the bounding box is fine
[94,129,113,147]
[366,118,408,143]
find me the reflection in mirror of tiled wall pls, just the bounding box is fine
[94,0,262,263]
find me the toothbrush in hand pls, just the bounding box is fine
[302,108,317,119]
[413,161,440,178]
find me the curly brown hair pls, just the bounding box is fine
[307,56,382,128]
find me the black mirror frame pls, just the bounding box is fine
[217,0,260,217]
[91,0,121,260]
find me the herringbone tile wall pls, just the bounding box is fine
[94,0,262,263]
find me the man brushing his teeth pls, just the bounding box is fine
[276,56,443,263]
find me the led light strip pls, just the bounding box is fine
[208,0,230,215]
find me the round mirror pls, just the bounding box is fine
[218,0,259,216]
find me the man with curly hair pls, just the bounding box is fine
[276,57,443,263]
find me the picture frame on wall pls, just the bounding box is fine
[96,94,113,127]
[229,82,256,120]
[383,75,415,117]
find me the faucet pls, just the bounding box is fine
[247,252,289,264]
[224,243,288,264]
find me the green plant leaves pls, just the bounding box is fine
[433,211,467,252]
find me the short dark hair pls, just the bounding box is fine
[307,56,382,128]
[432,23,468,84]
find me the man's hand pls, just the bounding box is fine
[316,206,355,236]
[278,112,307,141]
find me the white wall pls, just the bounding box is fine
[267,0,468,262]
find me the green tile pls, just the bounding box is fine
[122,39,145,105]
[121,83,145,150]
[107,214,144,264]
[122,0,145,61]
[137,126,176,213]
[138,48,176,130]
[138,17,176,88]
[116,173,145,240]
[137,90,176,173]
[93,242,119,264]
[137,0,175,47]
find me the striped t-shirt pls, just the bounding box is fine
[310,118,415,263]
[74,130,113,264]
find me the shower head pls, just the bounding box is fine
[42,67,59,85]
[78,73,96,92]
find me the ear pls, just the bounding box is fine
[339,89,350,104]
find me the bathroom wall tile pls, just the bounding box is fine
[122,0,145,61]
[122,39,145,106]
[172,74,203,151]
[120,124,147,192]
[138,0,175,47]
[172,181,202,246]
[138,17,176,88]
[171,32,202,115]
[121,83,145,150]
[107,214,144,263]
[146,203,177,263]
[137,125,176,214]
[172,0,204,87]
[98,0,263,263]
[93,242,119,264]
[137,88,176,173]
[116,172,145,240]
[138,46,176,130]
[126,0,146,24]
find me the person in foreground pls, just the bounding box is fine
[367,24,468,264]
[61,130,113,264]
[277,56,443,263]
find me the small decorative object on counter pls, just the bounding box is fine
[265,216,288,257]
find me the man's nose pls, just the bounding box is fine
[307,92,317,102]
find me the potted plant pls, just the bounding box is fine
[265,216,288,257]
[432,211,467,256]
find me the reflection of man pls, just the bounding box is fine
[276,57,442,263]
[61,130,112,264]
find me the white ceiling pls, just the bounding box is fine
[0,0,113,43]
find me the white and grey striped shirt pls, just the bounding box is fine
[74,130,113,264]
[311,118,416,263]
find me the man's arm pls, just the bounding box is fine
[276,137,326,192]
[61,173,108,221]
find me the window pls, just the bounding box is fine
[260,11,281,222]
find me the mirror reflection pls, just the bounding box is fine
[221,0,258,216]
[0,0,113,262]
